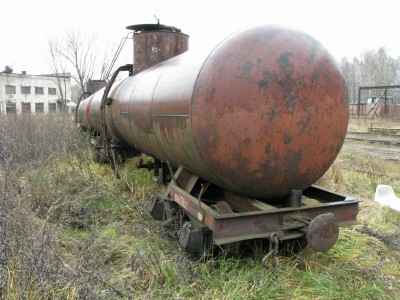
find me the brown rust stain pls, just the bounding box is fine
[192,25,349,198]
[83,25,349,200]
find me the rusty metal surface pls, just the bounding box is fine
[129,24,188,75]
[211,201,234,213]
[169,183,358,245]
[127,24,183,33]
[109,53,206,172]
[79,24,349,200]
[85,80,106,95]
[191,25,349,198]
[306,213,339,252]
[76,95,96,131]
[76,96,88,128]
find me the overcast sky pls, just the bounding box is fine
[1,0,399,75]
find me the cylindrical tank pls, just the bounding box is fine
[127,24,189,75]
[78,24,349,199]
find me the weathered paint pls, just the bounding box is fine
[191,25,349,198]
[128,24,189,75]
[306,213,339,252]
[77,24,349,200]
[169,183,358,245]
[85,80,106,95]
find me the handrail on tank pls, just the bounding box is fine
[104,32,134,81]
[100,64,133,178]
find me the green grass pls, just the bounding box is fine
[1,115,399,299]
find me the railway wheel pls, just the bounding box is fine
[211,201,242,257]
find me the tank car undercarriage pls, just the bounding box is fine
[148,165,359,267]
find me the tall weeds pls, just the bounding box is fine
[0,114,120,299]
[0,115,398,299]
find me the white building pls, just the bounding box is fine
[0,68,71,114]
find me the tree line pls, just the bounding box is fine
[339,48,400,103]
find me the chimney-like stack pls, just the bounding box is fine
[126,23,189,76]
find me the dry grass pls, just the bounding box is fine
[0,115,399,299]
[347,116,400,132]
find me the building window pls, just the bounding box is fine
[6,102,16,114]
[48,88,57,95]
[5,85,16,94]
[21,86,31,94]
[48,103,57,113]
[21,103,31,114]
[35,103,44,114]
[35,87,44,95]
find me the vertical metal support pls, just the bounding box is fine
[291,190,302,207]
[162,162,168,185]
[154,159,160,177]
[357,86,361,118]
[384,88,388,115]
[358,85,400,118]
[100,64,133,179]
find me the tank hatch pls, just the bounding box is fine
[126,24,182,34]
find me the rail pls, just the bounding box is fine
[346,131,400,146]
[368,122,400,134]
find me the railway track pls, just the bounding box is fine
[344,131,400,161]
[346,131,400,146]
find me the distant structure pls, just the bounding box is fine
[0,66,71,114]
[349,85,400,118]
[85,79,106,96]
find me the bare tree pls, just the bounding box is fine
[47,38,70,110]
[63,30,97,94]
[340,48,400,102]
[340,57,358,103]
[98,43,116,81]
[70,83,83,103]
[374,48,399,85]
[47,29,116,100]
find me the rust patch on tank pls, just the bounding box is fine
[191,25,349,198]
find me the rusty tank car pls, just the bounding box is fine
[76,23,359,265]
